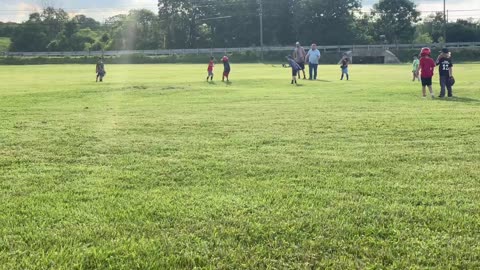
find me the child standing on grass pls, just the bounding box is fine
[207,56,215,81]
[96,58,106,82]
[417,48,436,99]
[412,55,420,82]
[222,56,231,82]
[340,54,350,81]
[436,48,454,98]
[286,55,301,85]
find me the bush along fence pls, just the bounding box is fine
[1,43,480,65]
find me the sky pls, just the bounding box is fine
[0,0,479,23]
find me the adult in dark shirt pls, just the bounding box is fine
[436,48,454,98]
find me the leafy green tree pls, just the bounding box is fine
[0,22,18,37]
[353,14,376,44]
[446,19,480,42]
[202,0,259,48]
[9,13,49,51]
[413,33,433,44]
[297,0,361,45]
[158,0,202,48]
[105,10,163,50]
[416,12,444,43]
[72,15,101,30]
[105,15,128,50]
[41,7,69,41]
[372,0,420,44]
[128,9,163,49]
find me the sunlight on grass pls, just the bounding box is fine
[0,64,479,269]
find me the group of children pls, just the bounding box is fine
[413,47,455,98]
[206,47,455,99]
[93,47,455,99]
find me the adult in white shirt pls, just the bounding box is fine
[305,43,321,80]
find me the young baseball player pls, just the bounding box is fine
[207,56,215,81]
[412,55,420,82]
[417,48,436,99]
[436,48,454,98]
[286,55,301,85]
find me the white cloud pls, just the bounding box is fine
[0,0,157,22]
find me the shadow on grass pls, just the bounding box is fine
[438,96,480,103]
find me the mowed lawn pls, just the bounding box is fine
[0,63,479,269]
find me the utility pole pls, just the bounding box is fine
[443,0,447,43]
[258,0,264,61]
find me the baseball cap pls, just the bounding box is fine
[421,47,431,56]
[441,48,449,53]
[296,42,300,45]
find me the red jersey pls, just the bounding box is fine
[419,57,435,78]
[207,60,214,71]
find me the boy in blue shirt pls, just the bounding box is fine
[286,55,301,85]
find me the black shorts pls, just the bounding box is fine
[421,77,432,86]
[296,62,305,70]
[292,69,298,76]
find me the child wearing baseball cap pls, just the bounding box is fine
[436,48,454,98]
[417,48,436,99]
[207,56,215,82]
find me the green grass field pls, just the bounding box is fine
[0,64,479,269]
[0,37,10,52]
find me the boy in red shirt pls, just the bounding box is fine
[417,48,436,99]
[207,56,215,82]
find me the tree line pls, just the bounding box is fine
[1,0,480,52]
